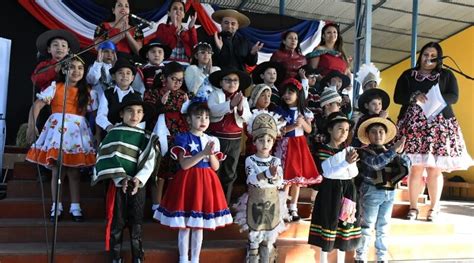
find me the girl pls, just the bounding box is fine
[185,42,220,99]
[94,0,143,56]
[245,84,272,156]
[270,30,306,79]
[154,101,233,263]
[309,112,361,263]
[144,61,188,211]
[26,56,98,222]
[274,78,321,221]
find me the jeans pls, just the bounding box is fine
[355,182,395,262]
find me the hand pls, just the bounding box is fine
[130,177,140,195]
[379,110,389,119]
[237,96,244,111]
[251,41,264,55]
[188,14,197,29]
[391,136,406,153]
[97,49,103,62]
[345,148,359,164]
[269,164,278,177]
[298,68,307,80]
[202,141,215,156]
[112,52,118,64]
[205,57,213,74]
[416,93,428,104]
[230,92,243,108]
[295,115,305,128]
[121,178,129,194]
[161,90,171,105]
[54,63,61,73]
[280,126,287,135]
[106,124,114,132]
[213,32,223,50]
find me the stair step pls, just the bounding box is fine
[394,188,428,203]
[12,162,42,180]
[6,180,106,199]
[391,201,431,219]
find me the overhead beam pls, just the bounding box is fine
[379,6,471,24]
[237,0,249,10]
[341,0,387,34]
[411,0,419,67]
[439,0,474,8]
[344,42,410,53]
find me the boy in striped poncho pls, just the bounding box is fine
[92,93,160,263]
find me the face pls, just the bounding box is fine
[328,122,350,144]
[147,47,165,65]
[282,88,298,106]
[324,101,341,115]
[221,17,239,35]
[164,72,184,91]
[323,26,338,44]
[114,68,134,89]
[66,60,85,85]
[367,125,387,146]
[189,111,210,132]
[283,32,298,50]
[195,48,212,65]
[168,1,185,22]
[101,49,115,64]
[329,76,343,90]
[363,81,377,91]
[420,47,438,71]
[260,68,277,85]
[254,134,275,157]
[48,39,69,60]
[255,89,271,110]
[365,98,382,115]
[112,0,129,20]
[120,105,144,127]
[220,73,240,94]
[307,74,318,86]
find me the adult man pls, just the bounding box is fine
[211,9,264,71]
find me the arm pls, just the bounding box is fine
[96,92,112,130]
[360,149,397,171]
[86,62,103,85]
[321,148,356,179]
[393,71,411,105]
[134,144,158,186]
[124,28,143,56]
[244,39,258,67]
[208,90,231,118]
[31,61,57,90]
[441,70,459,105]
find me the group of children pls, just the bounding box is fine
[25,28,411,263]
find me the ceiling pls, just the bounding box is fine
[200,0,474,71]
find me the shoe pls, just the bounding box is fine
[354,260,366,263]
[70,209,84,222]
[289,210,300,222]
[50,209,62,222]
[427,209,439,222]
[406,208,418,221]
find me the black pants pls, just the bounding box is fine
[109,186,146,260]
[217,138,242,203]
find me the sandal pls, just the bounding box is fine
[427,209,439,222]
[406,208,419,220]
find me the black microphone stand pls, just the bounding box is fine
[32,20,150,263]
[442,63,474,81]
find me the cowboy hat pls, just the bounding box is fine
[212,9,250,28]
[139,38,172,61]
[109,57,137,75]
[209,68,251,91]
[252,61,286,86]
[110,92,154,124]
[36,29,80,56]
[357,117,397,145]
[357,88,390,115]
[321,70,351,90]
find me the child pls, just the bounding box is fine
[355,63,382,93]
[309,112,361,263]
[234,111,287,263]
[251,61,286,111]
[138,39,172,91]
[185,42,220,100]
[154,101,233,263]
[274,78,321,221]
[86,41,117,97]
[146,61,189,211]
[355,117,411,263]
[92,93,160,263]
[245,84,272,156]
[299,65,323,115]
[312,86,343,146]
[208,68,252,203]
[96,58,141,134]
[320,70,352,115]
[26,55,97,222]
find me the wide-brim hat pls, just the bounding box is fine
[212,9,250,28]
[36,29,80,56]
[299,64,323,77]
[139,39,172,61]
[326,111,354,128]
[321,70,351,90]
[109,58,137,75]
[209,68,251,91]
[251,61,286,86]
[357,88,390,115]
[357,117,397,145]
[110,93,154,124]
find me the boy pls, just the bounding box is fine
[299,65,322,115]
[138,39,171,90]
[320,70,352,115]
[355,117,411,263]
[208,68,252,203]
[92,93,160,263]
[86,41,117,97]
[251,61,286,110]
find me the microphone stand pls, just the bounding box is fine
[32,21,150,263]
[442,63,474,81]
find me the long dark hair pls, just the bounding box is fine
[415,41,443,73]
[105,0,137,26]
[57,57,90,114]
[279,31,302,54]
[166,0,185,23]
[319,23,348,64]
[281,84,306,115]
[190,42,213,65]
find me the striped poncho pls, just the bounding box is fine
[92,124,160,187]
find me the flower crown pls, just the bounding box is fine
[280,78,302,91]
[193,42,213,50]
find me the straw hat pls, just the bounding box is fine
[212,9,251,28]
[357,117,397,145]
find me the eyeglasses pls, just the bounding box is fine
[308,74,319,79]
[222,78,239,84]
[169,76,183,84]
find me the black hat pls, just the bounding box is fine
[36,29,80,56]
[251,61,286,86]
[109,58,137,75]
[209,68,251,91]
[326,111,354,128]
[357,88,390,115]
[321,70,351,90]
[110,93,154,124]
[139,39,172,61]
[299,64,322,76]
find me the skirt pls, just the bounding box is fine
[26,113,96,168]
[308,178,361,252]
[275,136,322,185]
[397,104,473,172]
[153,167,233,230]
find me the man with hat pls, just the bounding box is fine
[208,68,252,202]
[355,117,410,263]
[210,9,264,71]
[93,92,160,263]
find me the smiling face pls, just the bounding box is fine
[221,17,239,35]
[420,47,438,72]
[364,98,383,115]
[329,76,343,90]
[254,134,275,158]
[112,0,130,21]
[48,38,70,61]
[220,73,240,94]
[120,105,144,127]
[66,60,85,86]
[114,67,134,89]
[322,25,338,44]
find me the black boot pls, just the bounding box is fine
[132,257,143,263]
[130,224,144,262]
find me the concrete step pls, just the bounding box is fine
[6,180,106,199]
[391,201,431,219]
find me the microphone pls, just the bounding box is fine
[429,56,447,63]
[130,14,155,27]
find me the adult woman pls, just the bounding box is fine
[94,0,143,56]
[270,31,306,79]
[150,0,197,64]
[394,42,473,222]
[306,23,350,77]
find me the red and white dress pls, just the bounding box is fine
[153,132,233,229]
[274,106,322,185]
